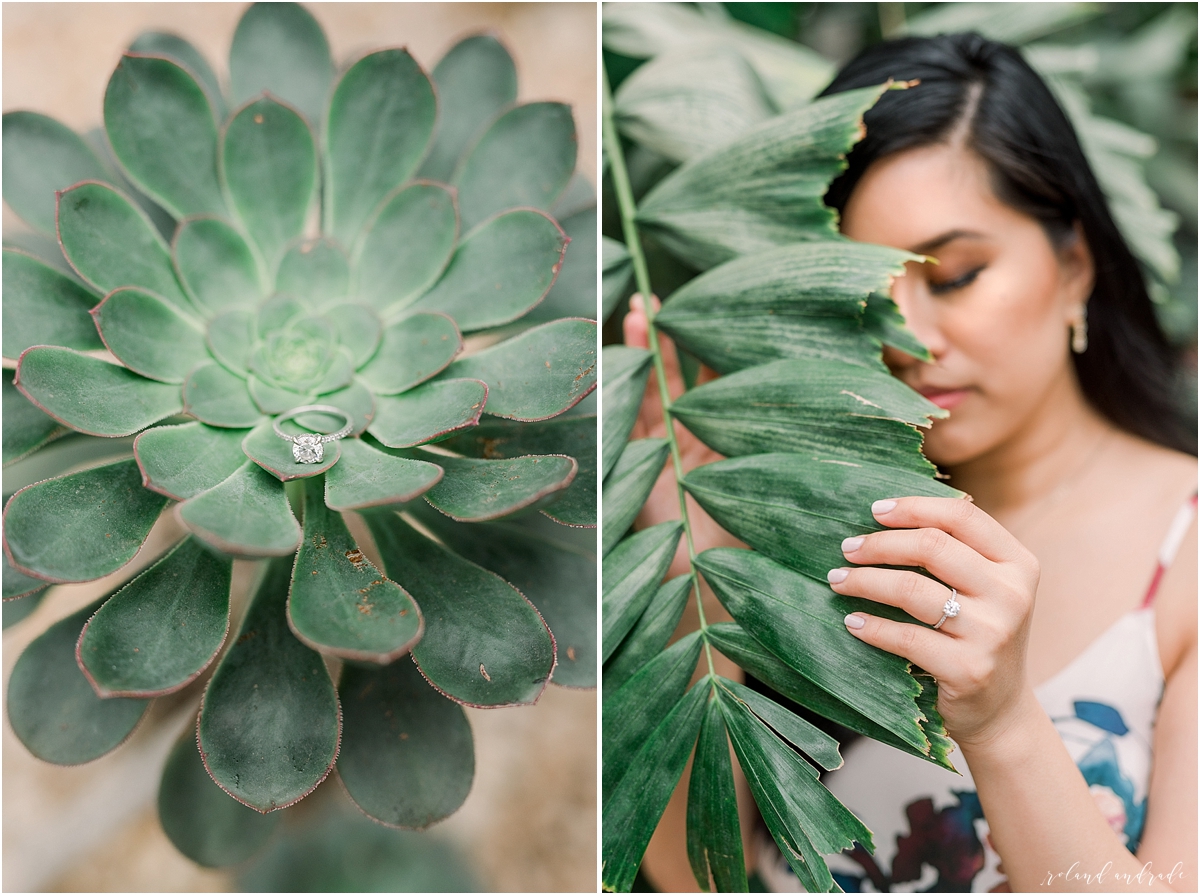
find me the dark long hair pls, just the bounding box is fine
[820,32,1196,456]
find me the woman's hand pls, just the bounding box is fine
[827,495,1041,747]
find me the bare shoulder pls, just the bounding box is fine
[1120,435,1198,679]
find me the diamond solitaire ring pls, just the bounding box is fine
[273,405,354,464]
[933,588,961,630]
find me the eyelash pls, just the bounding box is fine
[928,266,984,295]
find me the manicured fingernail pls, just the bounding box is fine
[844,613,865,630]
[827,568,849,584]
[841,536,864,554]
[872,499,897,515]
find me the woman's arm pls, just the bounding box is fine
[836,498,1196,892]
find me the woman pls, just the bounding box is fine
[626,32,1196,893]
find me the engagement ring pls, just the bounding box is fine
[272,405,354,464]
[933,589,961,630]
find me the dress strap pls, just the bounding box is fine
[1140,491,1198,609]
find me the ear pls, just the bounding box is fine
[1058,220,1094,320]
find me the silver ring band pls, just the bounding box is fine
[273,405,353,464]
[932,588,961,630]
[272,404,354,443]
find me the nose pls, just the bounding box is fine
[883,262,947,369]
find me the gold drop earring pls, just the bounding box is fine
[1071,306,1088,354]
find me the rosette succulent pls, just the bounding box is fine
[3,2,597,867]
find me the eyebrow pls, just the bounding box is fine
[911,229,987,255]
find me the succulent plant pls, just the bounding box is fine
[3,2,596,867]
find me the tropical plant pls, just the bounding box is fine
[3,1,596,868]
[601,26,953,895]
[600,7,1190,889]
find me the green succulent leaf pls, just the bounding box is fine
[323,437,443,511]
[173,217,265,317]
[128,32,226,118]
[2,371,64,466]
[418,34,517,183]
[684,454,960,581]
[184,362,264,428]
[92,287,210,384]
[222,96,318,267]
[326,49,436,246]
[442,414,597,527]
[104,53,225,219]
[3,458,167,583]
[206,309,256,376]
[453,102,577,232]
[424,454,578,523]
[637,84,889,270]
[358,312,461,396]
[365,512,555,707]
[354,182,458,315]
[7,598,151,765]
[309,378,375,436]
[602,438,670,556]
[3,550,52,601]
[697,549,928,755]
[57,181,194,315]
[3,589,46,628]
[529,205,599,322]
[602,520,684,662]
[687,694,748,893]
[337,658,474,828]
[442,318,597,421]
[134,421,250,500]
[77,536,233,697]
[199,556,340,811]
[247,376,309,415]
[411,208,568,332]
[369,378,487,448]
[15,347,183,437]
[602,676,707,893]
[288,477,422,663]
[602,573,693,693]
[2,111,107,235]
[179,460,302,556]
[417,508,597,688]
[158,727,280,868]
[277,238,351,305]
[600,346,653,479]
[3,249,102,359]
[241,421,341,481]
[322,303,381,366]
[229,2,333,127]
[670,358,941,471]
[654,241,915,374]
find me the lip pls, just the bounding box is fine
[916,387,971,411]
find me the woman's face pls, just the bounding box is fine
[840,143,1094,467]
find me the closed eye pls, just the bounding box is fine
[929,266,984,295]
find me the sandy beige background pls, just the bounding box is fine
[2,3,598,892]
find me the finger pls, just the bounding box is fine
[624,293,687,403]
[841,527,991,593]
[828,566,956,628]
[870,496,1028,565]
[622,293,650,349]
[842,611,958,679]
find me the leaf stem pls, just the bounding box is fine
[602,68,716,680]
